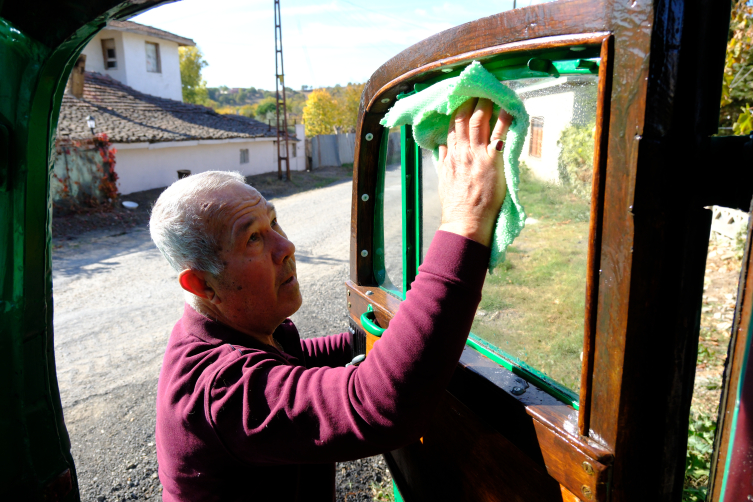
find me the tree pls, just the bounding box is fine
[721,0,753,135]
[179,46,210,105]
[336,83,364,132]
[303,89,339,135]
[255,97,278,120]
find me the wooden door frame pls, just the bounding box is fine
[348,0,736,500]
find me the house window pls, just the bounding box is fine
[529,116,544,157]
[291,142,297,158]
[240,149,249,164]
[145,42,161,73]
[101,39,117,70]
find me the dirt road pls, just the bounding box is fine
[53,178,392,501]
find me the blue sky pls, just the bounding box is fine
[132,0,555,91]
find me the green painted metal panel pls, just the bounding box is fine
[0,3,152,498]
[465,334,580,409]
[393,479,405,502]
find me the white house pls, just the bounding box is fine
[512,76,598,183]
[57,21,305,196]
[79,20,190,102]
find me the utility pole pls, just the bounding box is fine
[274,0,290,181]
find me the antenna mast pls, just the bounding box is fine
[274,0,290,181]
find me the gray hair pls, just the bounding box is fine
[149,170,248,275]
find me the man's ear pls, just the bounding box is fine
[179,269,220,304]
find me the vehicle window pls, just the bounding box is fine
[374,128,404,297]
[421,69,600,393]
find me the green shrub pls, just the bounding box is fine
[682,412,716,502]
[557,121,595,200]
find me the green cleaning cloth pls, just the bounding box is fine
[380,61,529,273]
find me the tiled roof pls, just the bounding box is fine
[57,72,278,144]
[106,20,196,47]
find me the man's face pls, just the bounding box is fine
[206,183,302,335]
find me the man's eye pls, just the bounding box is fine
[248,232,260,243]
[271,218,279,227]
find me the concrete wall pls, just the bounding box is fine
[80,28,183,101]
[310,133,356,168]
[114,139,305,195]
[52,143,108,204]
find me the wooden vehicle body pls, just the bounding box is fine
[0,0,752,501]
[347,1,753,501]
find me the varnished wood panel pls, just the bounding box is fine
[579,35,613,436]
[590,1,732,500]
[350,1,736,500]
[389,394,574,502]
[360,0,608,113]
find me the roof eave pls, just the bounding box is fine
[105,21,196,47]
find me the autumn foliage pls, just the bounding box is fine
[721,0,753,135]
[302,83,365,136]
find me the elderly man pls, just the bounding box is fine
[151,98,511,501]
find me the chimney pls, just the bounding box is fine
[66,54,87,99]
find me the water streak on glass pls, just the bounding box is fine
[421,72,600,392]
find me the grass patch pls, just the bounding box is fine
[471,167,590,391]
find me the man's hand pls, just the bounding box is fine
[436,98,513,248]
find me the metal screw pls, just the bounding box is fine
[348,302,351,309]
[361,250,369,257]
[361,194,369,202]
[365,133,374,141]
[511,386,526,396]
[366,291,374,296]
[581,485,594,500]
[347,290,351,296]
[381,98,390,103]
[582,461,595,476]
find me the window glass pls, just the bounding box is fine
[145,42,161,73]
[374,129,404,296]
[421,72,599,392]
[420,148,441,263]
[101,39,117,70]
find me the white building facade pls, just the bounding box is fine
[114,127,305,195]
[80,20,188,102]
[57,21,306,197]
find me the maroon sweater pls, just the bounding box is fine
[156,231,489,501]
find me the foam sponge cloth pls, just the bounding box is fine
[380,61,529,273]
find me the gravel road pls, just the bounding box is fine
[53,178,392,501]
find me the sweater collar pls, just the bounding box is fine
[179,303,302,360]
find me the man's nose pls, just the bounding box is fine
[271,230,295,264]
